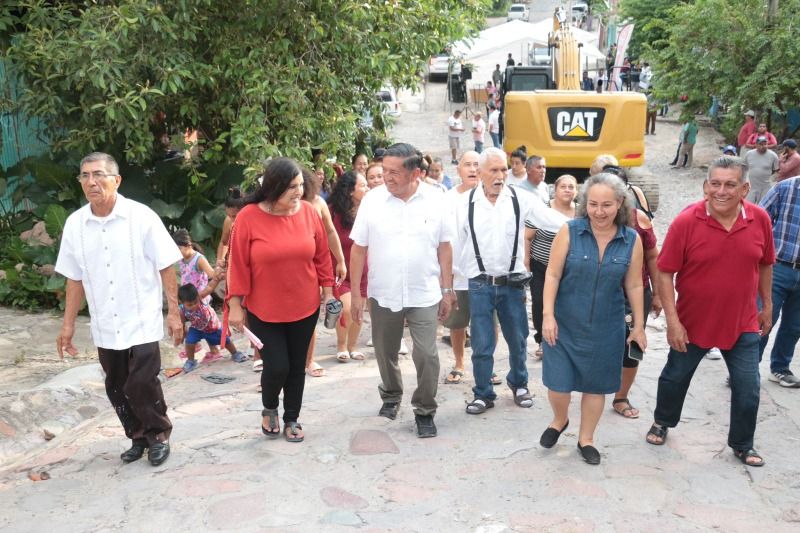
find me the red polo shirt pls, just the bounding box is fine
[657,200,774,350]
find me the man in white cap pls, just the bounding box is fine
[737,110,757,154]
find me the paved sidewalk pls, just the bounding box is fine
[1,304,799,531]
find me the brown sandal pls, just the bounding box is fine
[612,398,639,419]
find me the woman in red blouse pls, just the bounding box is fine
[327,171,369,362]
[228,158,335,443]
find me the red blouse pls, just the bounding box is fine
[228,201,334,323]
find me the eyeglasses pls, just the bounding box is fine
[77,171,115,183]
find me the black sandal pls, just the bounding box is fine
[646,423,668,445]
[612,398,639,419]
[284,421,304,443]
[510,386,534,408]
[261,408,280,439]
[465,398,495,415]
[733,448,765,467]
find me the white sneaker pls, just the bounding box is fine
[705,347,722,360]
[399,339,409,355]
[768,370,800,388]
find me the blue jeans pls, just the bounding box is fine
[474,141,484,153]
[759,262,800,373]
[468,277,529,401]
[490,132,500,148]
[654,333,761,450]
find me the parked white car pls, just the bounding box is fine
[428,52,461,81]
[377,86,401,117]
[507,3,529,22]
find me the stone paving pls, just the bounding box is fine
[2,44,800,533]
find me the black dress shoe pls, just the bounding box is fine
[120,440,147,463]
[415,415,437,438]
[379,402,400,420]
[577,442,601,465]
[539,420,569,449]
[148,441,170,466]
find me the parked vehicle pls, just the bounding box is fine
[427,52,460,82]
[378,86,401,117]
[507,3,529,22]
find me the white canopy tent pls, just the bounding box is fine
[452,19,605,87]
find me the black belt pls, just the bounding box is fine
[474,274,508,286]
[777,259,800,270]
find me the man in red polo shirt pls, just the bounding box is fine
[645,156,775,468]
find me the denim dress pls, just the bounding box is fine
[542,217,637,394]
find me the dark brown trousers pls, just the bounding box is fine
[97,341,172,446]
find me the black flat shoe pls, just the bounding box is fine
[120,440,147,463]
[577,442,601,465]
[379,402,400,420]
[148,441,170,466]
[539,420,569,448]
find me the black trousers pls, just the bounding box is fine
[97,341,172,446]
[247,309,319,423]
[529,260,547,345]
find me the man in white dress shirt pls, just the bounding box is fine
[455,148,567,414]
[55,152,183,466]
[350,143,454,438]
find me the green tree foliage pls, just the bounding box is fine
[650,0,800,120]
[618,0,691,60]
[2,0,487,168]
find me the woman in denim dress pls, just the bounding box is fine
[540,173,647,465]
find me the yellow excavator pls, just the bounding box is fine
[501,8,657,209]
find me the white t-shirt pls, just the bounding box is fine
[515,179,550,204]
[448,116,463,138]
[506,172,527,188]
[350,182,453,311]
[488,110,500,134]
[55,195,182,350]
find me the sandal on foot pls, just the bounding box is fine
[284,421,304,443]
[646,423,668,445]
[305,362,325,377]
[349,351,366,361]
[336,351,350,363]
[733,448,765,467]
[465,397,494,415]
[511,386,534,408]
[445,369,463,384]
[491,373,502,385]
[612,398,640,419]
[252,359,263,372]
[261,408,280,439]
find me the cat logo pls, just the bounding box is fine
[547,107,606,142]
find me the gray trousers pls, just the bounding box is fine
[369,299,440,416]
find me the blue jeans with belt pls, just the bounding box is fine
[469,277,529,401]
[654,332,761,450]
[759,261,800,373]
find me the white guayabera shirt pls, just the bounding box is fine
[55,194,181,350]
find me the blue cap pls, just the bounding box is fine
[722,145,737,155]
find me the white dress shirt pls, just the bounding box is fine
[455,185,567,278]
[445,186,473,291]
[55,195,182,350]
[351,182,453,311]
